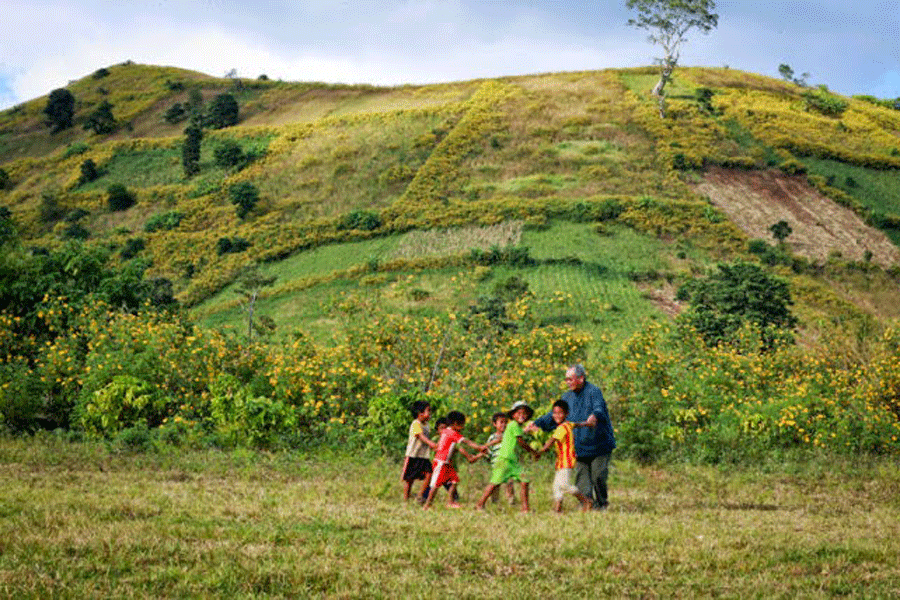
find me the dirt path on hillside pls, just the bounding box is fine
[694,167,900,268]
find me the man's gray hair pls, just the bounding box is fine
[569,364,587,379]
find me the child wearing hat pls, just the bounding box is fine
[474,401,539,512]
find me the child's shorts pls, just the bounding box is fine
[490,458,528,485]
[430,461,460,488]
[552,467,580,501]
[402,456,432,482]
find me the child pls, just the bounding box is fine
[534,399,593,513]
[475,401,540,512]
[423,411,486,510]
[401,400,437,502]
[420,416,483,504]
[483,412,516,504]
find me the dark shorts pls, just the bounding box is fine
[402,457,432,482]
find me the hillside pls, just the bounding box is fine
[2,61,900,458]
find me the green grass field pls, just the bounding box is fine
[1,437,897,598]
[193,221,680,353]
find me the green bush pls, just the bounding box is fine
[107,184,135,211]
[144,211,184,233]
[79,376,172,437]
[677,262,798,349]
[337,210,382,231]
[213,140,246,169]
[83,100,117,135]
[78,159,99,185]
[207,93,239,129]
[228,182,259,219]
[358,391,446,453]
[802,89,848,117]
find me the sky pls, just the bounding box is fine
[1,0,899,111]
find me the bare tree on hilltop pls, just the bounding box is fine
[627,0,719,118]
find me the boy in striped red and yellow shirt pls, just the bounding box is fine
[534,399,593,513]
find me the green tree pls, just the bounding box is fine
[207,92,239,129]
[164,102,187,124]
[182,124,203,177]
[107,184,135,211]
[79,159,99,184]
[228,181,259,219]
[234,268,277,342]
[769,220,792,244]
[43,88,75,133]
[778,63,809,86]
[677,261,797,348]
[213,139,246,169]
[626,0,719,118]
[0,207,16,246]
[83,100,117,134]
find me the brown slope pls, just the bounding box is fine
[694,167,900,268]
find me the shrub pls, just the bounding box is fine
[143,211,184,233]
[79,376,173,437]
[78,159,99,184]
[216,237,251,255]
[182,124,202,177]
[119,238,146,260]
[337,210,382,231]
[206,93,239,129]
[39,191,66,223]
[44,88,75,133]
[677,262,798,349]
[769,220,792,243]
[164,103,187,124]
[228,182,259,219]
[61,222,90,241]
[0,168,9,190]
[107,184,136,211]
[358,391,445,453]
[213,139,246,169]
[83,100,117,135]
[802,89,848,117]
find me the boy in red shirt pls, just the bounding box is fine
[422,411,486,510]
[533,399,593,512]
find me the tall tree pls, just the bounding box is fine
[43,88,75,133]
[182,124,203,177]
[626,0,718,118]
[206,92,239,129]
[83,100,117,134]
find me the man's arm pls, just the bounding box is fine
[531,410,557,433]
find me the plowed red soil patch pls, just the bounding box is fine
[694,167,900,268]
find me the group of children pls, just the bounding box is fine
[401,399,593,512]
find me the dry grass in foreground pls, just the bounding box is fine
[0,438,898,598]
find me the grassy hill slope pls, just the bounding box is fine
[2,62,900,458]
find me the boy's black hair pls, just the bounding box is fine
[410,400,430,417]
[435,416,449,428]
[491,412,507,423]
[553,399,570,414]
[446,410,466,426]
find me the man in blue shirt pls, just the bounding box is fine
[530,364,616,510]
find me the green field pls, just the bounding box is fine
[194,221,682,353]
[1,438,897,598]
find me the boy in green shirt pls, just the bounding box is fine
[474,401,539,512]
